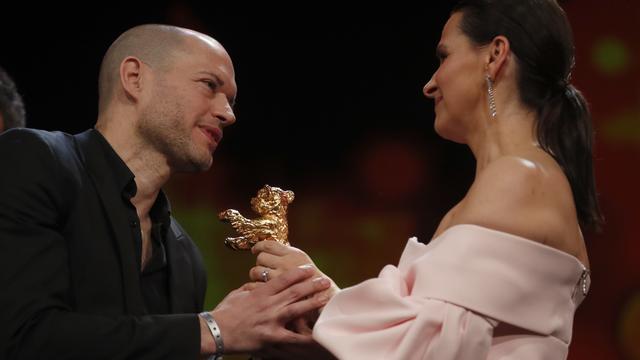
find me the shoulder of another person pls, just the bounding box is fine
[0,129,79,217]
[0,127,50,145]
[0,128,73,157]
[454,156,564,241]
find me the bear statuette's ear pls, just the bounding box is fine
[283,190,295,204]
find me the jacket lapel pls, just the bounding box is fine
[166,220,197,313]
[73,130,146,314]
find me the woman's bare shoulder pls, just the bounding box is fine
[450,155,583,257]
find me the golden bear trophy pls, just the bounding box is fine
[218,185,295,250]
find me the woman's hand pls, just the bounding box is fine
[250,241,341,312]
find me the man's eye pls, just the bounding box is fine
[204,80,218,90]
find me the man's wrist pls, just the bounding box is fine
[199,312,224,359]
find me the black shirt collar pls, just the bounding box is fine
[92,130,172,231]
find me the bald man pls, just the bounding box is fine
[0,65,26,133]
[0,25,331,360]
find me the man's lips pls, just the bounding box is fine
[197,125,223,153]
[198,125,223,144]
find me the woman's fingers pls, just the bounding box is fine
[249,265,281,282]
[251,239,291,256]
[256,251,281,268]
[258,264,315,295]
[253,243,316,280]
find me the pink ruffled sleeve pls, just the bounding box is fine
[312,238,495,360]
[313,225,588,360]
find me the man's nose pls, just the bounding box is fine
[212,96,236,127]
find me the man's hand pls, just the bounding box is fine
[200,265,332,358]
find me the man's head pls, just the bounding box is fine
[0,66,26,133]
[97,24,237,172]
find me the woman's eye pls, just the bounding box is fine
[436,50,448,64]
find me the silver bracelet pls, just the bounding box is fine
[199,312,224,360]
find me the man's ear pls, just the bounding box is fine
[119,56,146,103]
[486,35,510,81]
[0,114,5,132]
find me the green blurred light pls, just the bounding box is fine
[603,108,640,145]
[356,218,387,245]
[592,37,630,76]
[310,249,358,288]
[619,291,640,360]
[172,207,240,309]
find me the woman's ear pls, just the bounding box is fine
[486,35,510,81]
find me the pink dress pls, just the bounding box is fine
[313,224,590,360]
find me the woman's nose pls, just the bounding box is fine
[423,75,438,99]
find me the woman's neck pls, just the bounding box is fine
[467,102,540,177]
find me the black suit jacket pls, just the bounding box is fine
[0,129,207,359]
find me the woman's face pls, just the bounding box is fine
[423,12,487,144]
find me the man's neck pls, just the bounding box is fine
[95,118,171,217]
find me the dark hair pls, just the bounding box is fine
[453,0,603,231]
[0,66,26,130]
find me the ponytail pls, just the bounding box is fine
[453,0,604,231]
[536,85,604,231]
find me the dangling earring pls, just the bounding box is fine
[485,74,497,119]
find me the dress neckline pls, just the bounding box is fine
[434,224,590,271]
[427,223,591,300]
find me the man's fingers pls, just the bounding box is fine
[274,329,315,346]
[290,316,313,335]
[279,295,329,322]
[241,281,264,291]
[275,277,331,318]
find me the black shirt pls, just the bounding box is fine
[96,132,171,314]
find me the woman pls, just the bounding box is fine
[250,0,603,358]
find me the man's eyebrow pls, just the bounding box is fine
[198,71,225,87]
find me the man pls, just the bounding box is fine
[0,65,26,132]
[0,25,330,359]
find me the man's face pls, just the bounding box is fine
[138,36,237,172]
